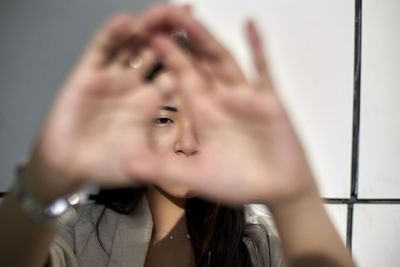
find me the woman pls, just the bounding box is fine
[0,4,356,267]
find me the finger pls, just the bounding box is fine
[133,80,170,119]
[126,153,194,194]
[136,156,238,205]
[137,6,222,57]
[110,42,161,87]
[82,13,135,69]
[112,46,132,68]
[183,4,192,13]
[151,71,176,97]
[151,34,192,77]
[246,20,273,89]
[150,33,205,98]
[136,5,246,84]
[114,45,159,76]
[130,47,160,78]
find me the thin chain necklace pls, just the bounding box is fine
[152,227,191,240]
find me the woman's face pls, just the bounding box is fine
[150,72,200,199]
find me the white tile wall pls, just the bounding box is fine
[171,0,354,198]
[358,0,400,198]
[353,205,400,267]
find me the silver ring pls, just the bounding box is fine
[128,56,143,69]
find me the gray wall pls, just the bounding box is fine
[0,0,162,191]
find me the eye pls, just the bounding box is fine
[154,117,174,126]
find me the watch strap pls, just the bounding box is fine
[13,163,82,225]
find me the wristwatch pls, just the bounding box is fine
[13,163,85,225]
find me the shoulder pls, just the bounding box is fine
[49,204,111,267]
[51,203,124,266]
[55,203,112,235]
[54,203,108,246]
[55,203,124,251]
[243,205,288,267]
[244,204,280,242]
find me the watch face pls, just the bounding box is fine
[47,199,69,216]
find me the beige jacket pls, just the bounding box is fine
[49,196,286,267]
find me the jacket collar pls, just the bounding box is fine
[108,194,154,267]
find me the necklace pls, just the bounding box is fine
[153,227,191,240]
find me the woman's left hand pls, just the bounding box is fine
[133,6,318,205]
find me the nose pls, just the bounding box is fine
[174,122,199,157]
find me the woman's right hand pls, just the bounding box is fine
[21,14,165,204]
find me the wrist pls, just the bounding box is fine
[266,189,354,266]
[258,165,320,212]
[20,158,83,204]
[13,161,86,225]
[266,183,321,214]
[267,189,323,223]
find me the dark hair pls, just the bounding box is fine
[95,187,271,267]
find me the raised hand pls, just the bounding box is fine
[138,7,318,205]
[22,14,165,203]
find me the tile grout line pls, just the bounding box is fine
[347,0,363,252]
[324,198,400,204]
[346,204,354,250]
